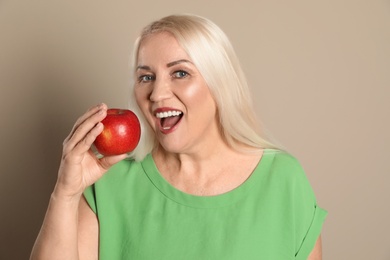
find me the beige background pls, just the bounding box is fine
[1,0,389,259]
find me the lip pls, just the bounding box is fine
[152,107,183,134]
[153,107,182,114]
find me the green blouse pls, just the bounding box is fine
[84,149,327,259]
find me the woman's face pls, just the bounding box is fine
[134,32,222,154]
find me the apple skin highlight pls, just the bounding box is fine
[94,109,141,156]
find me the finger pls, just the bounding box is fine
[64,103,107,144]
[77,122,103,151]
[75,103,107,131]
[70,120,104,156]
[64,108,106,154]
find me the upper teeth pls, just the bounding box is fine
[156,111,182,118]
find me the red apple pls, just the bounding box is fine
[94,108,141,156]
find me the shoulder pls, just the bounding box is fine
[262,150,327,259]
[84,154,153,209]
[105,157,136,174]
[266,149,306,179]
[270,150,301,167]
[95,155,149,187]
[262,149,315,200]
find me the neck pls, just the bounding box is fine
[153,138,232,175]
[152,141,263,196]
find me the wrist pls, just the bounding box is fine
[51,185,83,205]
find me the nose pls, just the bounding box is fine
[149,77,173,102]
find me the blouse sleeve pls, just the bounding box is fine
[289,155,328,259]
[295,204,327,259]
[83,184,98,214]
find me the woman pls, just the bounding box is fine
[31,14,327,259]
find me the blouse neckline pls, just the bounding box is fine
[141,149,276,208]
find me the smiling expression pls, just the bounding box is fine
[134,32,222,154]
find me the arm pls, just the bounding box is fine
[29,192,81,260]
[308,235,322,260]
[30,104,126,260]
[78,195,99,260]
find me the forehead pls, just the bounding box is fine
[137,32,191,64]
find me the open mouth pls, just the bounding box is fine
[156,110,183,131]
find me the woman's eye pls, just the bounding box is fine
[138,75,154,82]
[173,70,188,78]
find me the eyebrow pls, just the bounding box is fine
[136,59,193,71]
[136,65,152,71]
[166,59,193,67]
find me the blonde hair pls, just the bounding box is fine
[129,14,279,161]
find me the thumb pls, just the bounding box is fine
[99,153,128,170]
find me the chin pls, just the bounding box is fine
[156,138,189,155]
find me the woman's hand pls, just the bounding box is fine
[53,103,128,200]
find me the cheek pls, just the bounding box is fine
[134,88,152,120]
[184,84,217,115]
[134,88,149,109]
[181,82,212,104]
